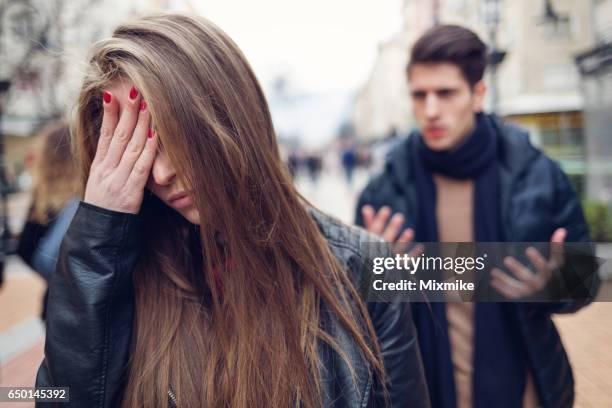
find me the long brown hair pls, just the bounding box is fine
[74,13,385,407]
[30,122,79,224]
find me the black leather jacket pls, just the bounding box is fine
[36,202,430,407]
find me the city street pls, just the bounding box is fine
[0,172,611,407]
[1,0,610,406]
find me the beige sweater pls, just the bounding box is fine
[433,174,538,408]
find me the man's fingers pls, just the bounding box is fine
[115,100,151,182]
[503,256,541,290]
[409,243,425,258]
[392,228,415,254]
[491,268,527,299]
[361,206,412,246]
[525,247,551,283]
[126,130,157,188]
[103,86,141,168]
[550,228,566,268]
[94,91,119,166]
[551,228,567,243]
[382,213,405,242]
[398,228,415,244]
[361,205,375,229]
[369,206,392,235]
[491,278,518,299]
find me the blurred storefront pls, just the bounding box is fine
[505,111,585,194]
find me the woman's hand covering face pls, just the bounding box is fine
[84,82,158,214]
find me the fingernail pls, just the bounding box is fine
[103,91,112,104]
[147,128,154,139]
[140,100,147,111]
[129,86,138,100]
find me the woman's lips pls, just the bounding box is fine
[168,193,193,209]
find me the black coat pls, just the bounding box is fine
[35,202,431,407]
[356,116,598,408]
[17,205,54,320]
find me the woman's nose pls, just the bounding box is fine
[150,151,177,186]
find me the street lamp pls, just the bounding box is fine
[483,0,507,114]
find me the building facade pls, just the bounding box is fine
[576,0,612,202]
[0,0,193,179]
[351,31,413,142]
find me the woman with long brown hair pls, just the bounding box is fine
[36,13,429,408]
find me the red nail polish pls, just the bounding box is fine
[140,100,147,111]
[103,91,111,104]
[129,86,138,100]
[147,128,153,139]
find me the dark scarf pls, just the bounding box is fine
[411,113,527,408]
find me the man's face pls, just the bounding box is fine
[408,63,485,151]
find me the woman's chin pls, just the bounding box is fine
[179,208,200,225]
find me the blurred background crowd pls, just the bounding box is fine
[0,0,611,406]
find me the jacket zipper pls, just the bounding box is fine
[168,388,178,408]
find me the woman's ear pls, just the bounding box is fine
[472,80,487,113]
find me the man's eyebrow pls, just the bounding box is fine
[408,87,458,96]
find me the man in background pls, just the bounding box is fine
[356,24,596,407]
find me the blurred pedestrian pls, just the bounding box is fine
[341,145,357,184]
[16,122,80,320]
[287,149,300,179]
[36,14,429,408]
[356,24,596,408]
[306,151,322,184]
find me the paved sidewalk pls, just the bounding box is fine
[554,300,612,407]
[0,340,42,408]
[0,264,44,408]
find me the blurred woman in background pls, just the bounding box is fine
[17,122,79,320]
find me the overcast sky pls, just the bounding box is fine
[190,0,403,94]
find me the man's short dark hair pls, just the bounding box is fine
[408,24,487,87]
